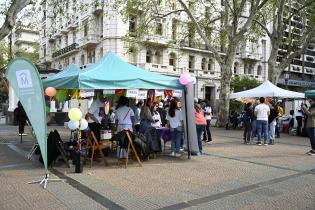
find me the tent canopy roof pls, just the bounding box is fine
[42,64,81,88]
[79,52,183,90]
[305,90,315,98]
[42,52,183,90]
[230,80,305,99]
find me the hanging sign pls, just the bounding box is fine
[80,90,94,98]
[126,89,139,98]
[103,90,115,95]
[155,90,164,97]
[173,90,183,97]
[137,90,147,99]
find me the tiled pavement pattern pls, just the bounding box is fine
[0,124,315,210]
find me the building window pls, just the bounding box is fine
[234,62,239,74]
[169,52,176,67]
[73,31,76,44]
[72,56,75,64]
[155,19,163,35]
[99,47,103,58]
[208,59,214,71]
[43,44,46,57]
[65,34,68,46]
[65,57,69,66]
[201,58,206,70]
[188,22,195,47]
[81,54,85,65]
[257,65,262,76]
[155,51,162,64]
[88,50,95,63]
[146,50,152,63]
[128,48,137,64]
[189,55,195,72]
[83,21,88,37]
[244,63,248,74]
[248,63,253,74]
[129,16,136,33]
[172,19,177,41]
[171,0,176,10]
[99,14,103,37]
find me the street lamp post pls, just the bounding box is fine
[284,72,290,89]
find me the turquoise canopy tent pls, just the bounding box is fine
[42,64,81,88]
[80,52,183,90]
[305,90,315,98]
[43,52,183,90]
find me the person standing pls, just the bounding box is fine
[157,102,167,127]
[301,99,315,156]
[166,99,183,157]
[140,98,154,133]
[255,97,270,145]
[203,100,213,142]
[243,103,253,144]
[195,104,207,156]
[151,102,162,128]
[115,96,135,132]
[295,105,303,136]
[134,100,143,132]
[268,100,279,145]
[87,94,105,141]
[16,101,28,136]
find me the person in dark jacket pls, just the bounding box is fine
[243,103,253,144]
[16,101,28,136]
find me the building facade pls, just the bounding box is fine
[277,1,315,89]
[39,0,268,110]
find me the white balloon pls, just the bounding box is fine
[68,120,79,130]
[79,119,89,130]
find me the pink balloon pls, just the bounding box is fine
[179,73,190,85]
[45,87,57,97]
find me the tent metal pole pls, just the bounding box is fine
[184,87,191,159]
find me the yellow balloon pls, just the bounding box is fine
[68,108,82,121]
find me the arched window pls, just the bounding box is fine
[201,58,206,70]
[257,65,262,76]
[81,54,85,66]
[146,50,152,63]
[234,62,239,74]
[169,52,176,67]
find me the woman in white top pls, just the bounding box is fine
[203,99,213,142]
[115,96,135,132]
[151,102,162,128]
[166,99,183,157]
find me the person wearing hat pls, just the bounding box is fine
[301,98,315,156]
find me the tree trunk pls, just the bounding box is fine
[217,65,231,127]
[0,0,32,41]
[268,37,281,84]
[216,44,236,127]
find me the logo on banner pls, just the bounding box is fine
[16,70,33,88]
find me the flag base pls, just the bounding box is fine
[28,173,63,189]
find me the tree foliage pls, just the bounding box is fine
[231,76,259,93]
[115,0,269,126]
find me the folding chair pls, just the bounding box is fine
[85,131,109,167]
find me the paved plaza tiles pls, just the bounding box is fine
[0,124,314,210]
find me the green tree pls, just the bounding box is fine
[115,0,269,126]
[255,0,315,84]
[0,41,9,69]
[231,76,259,93]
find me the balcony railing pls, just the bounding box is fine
[52,43,78,58]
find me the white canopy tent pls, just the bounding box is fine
[230,80,305,99]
